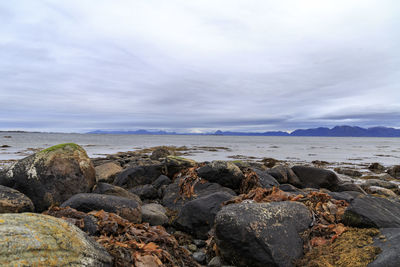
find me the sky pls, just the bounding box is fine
[0,0,399,133]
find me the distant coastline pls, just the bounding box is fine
[87,125,400,137]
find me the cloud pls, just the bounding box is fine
[0,0,399,132]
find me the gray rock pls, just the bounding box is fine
[61,193,142,223]
[387,165,400,179]
[141,203,168,226]
[291,166,340,190]
[368,162,385,173]
[215,201,311,267]
[252,168,279,188]
[328,191,363,203]
[130,184,159,200]
[92,182,142,204]
[150,147,171,160]
[193,251,206,264]
[197,161,245,191]
[365,186,397,198]
[0,185,34,213]
[175,192,233,239]
[163,156,197,177]
[335,182,367,194]
[95,162,122,183]
[343,195,400,228]
[267,165,302,187]
[0,213,112,266]
[208,256,222,267]
[152,175,171,189]
[334,167,362,177]
[369,228,400,267]
[361,179,397,189]
[113,164,163,188]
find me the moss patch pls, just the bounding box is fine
[38,143,83,154]
[296,228,381,267]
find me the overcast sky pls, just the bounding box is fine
[0,0,399,133]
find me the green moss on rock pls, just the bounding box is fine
[38,143,84,155]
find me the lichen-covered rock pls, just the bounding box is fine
[197,160,245,191]
[215,201,311,267]
[92,182,142,205]
[163,156,196,177]
[0,213,112,266]
[61,193,142,223]
[0,143,95,212]
[0,185,34,213]
[370,228,400,266]
[95,162,122,183]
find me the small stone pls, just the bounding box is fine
[192,251,206,264]
[208,256,222,267]
[188,244,197,252]
[193,239,206,247]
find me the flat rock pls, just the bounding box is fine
[0,213,112,266]
[369,228,400,267]
[215,201,311,267]
[343,195,400,228]
[95,162,122,183]
[291,166,340,190]
[361,179,397,189]
[0,185,34,213]
[174,192,233,239]
[61,193,142,223]
[141,203,168,226]
[0,143,95,212]
[197,161,245,191]
[366,186,398,198]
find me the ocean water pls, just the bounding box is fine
[1,132,400,166]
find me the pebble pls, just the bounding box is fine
[192,251,206,264]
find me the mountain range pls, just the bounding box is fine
[88,126,400,137]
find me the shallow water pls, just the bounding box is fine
[1,133,400,166]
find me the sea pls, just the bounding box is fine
[1,132,400,167]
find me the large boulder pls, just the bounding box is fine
[129,184,159,200]
[113,164,163,188]
[61,193,142,223]
[150,147,171,160]
[174,192,233,239]
[0,213,112,266]
[197,161,245,191]
[0,143,95,212]
[369,228,400,266]
[215,201,311,267]
[95,162,122,183]
[267,165,302,187]
[141,203,168,226]
[92,182,142,204]
[162,178,236,212]
[0,185,34,213]
[291,166,340,190]
[343,195,400,228]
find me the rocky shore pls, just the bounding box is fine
[0,143,400,266]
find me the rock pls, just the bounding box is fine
[252,168,279,188]
[61,193,141,223]
[369,228,400,266]
[362,173,394,181]
[163,156,196,177]
[193,251,206,264]
[261,157,278,168]
[267,165,302,187]
[328,191,363,203]
[92,182,142,204]
[279,183,304,194]
[368,162,385,173]
[335,182,367,194]
[215,201,311,267]
[141,203,168,226]
[162,178,236,212]
[152,175,171,189]
[334,167,362,177]
[0,213,112,266]
[150,147,171,160]
[188,244,197,252]
[113,164,163,188]
[197,161,245,191]
[343,195,400,228]
[175,192,233,239]
[291,166,340,190]
[365,186,398,198]
[130,184,159,200]
[387,165,400,179]
[361,179,397,189]
[95,162,122,183]
[135,255,161,267]
[0,185,34,212]
[194,239,206,247]
[0,143,95,212]
[208,256,222,267]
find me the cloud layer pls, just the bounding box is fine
[1,0,399,132]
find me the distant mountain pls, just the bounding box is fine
[87,126,400,137]
[290,126,400,137]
